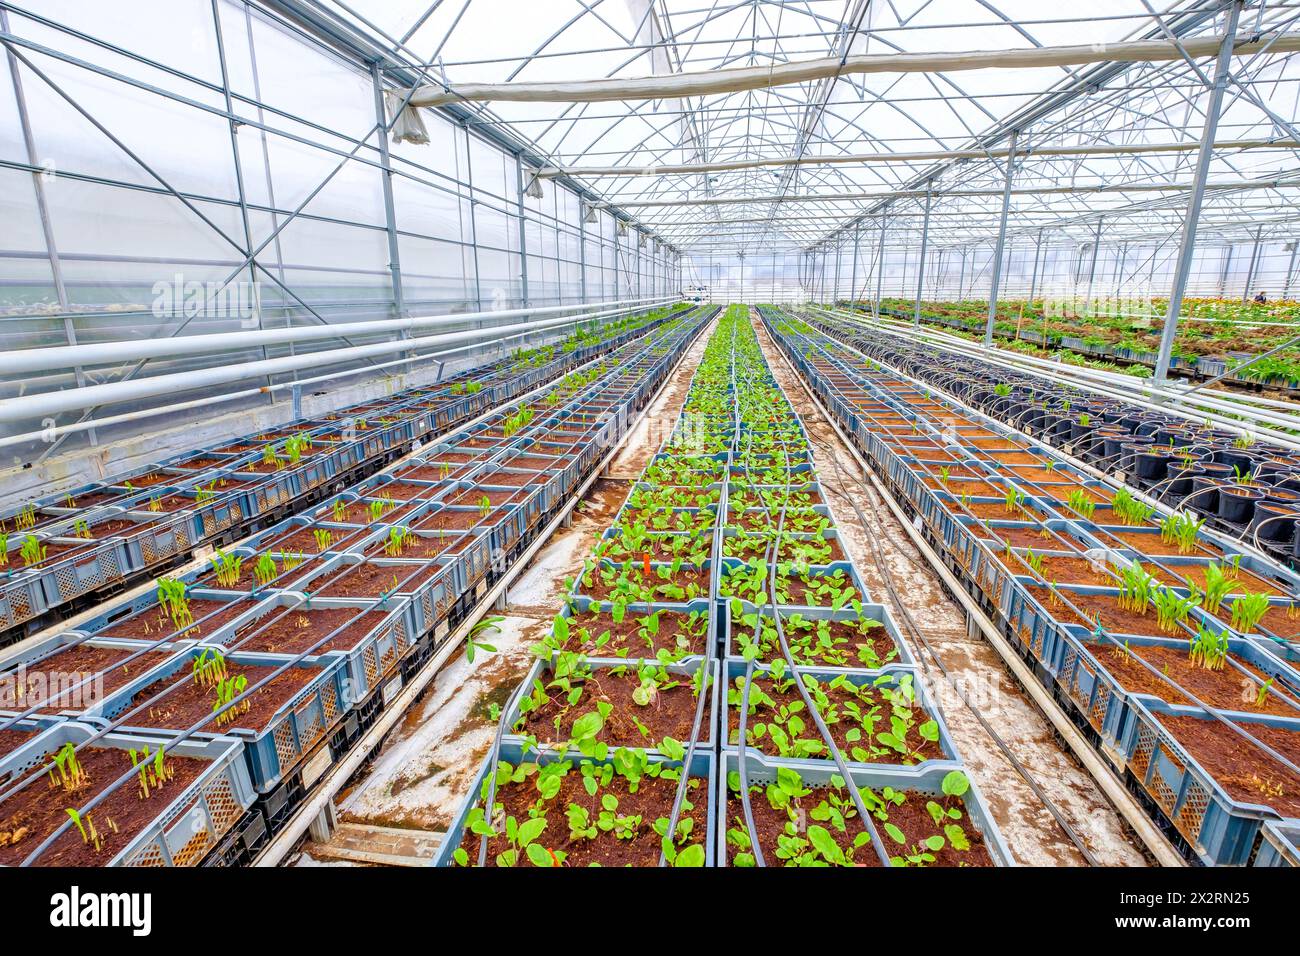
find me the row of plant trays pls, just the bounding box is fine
[0,305,695,640]
[764,307,1300,866]
[0,309,715,866]
[436,308,749,867]
[826,308,1300,563]
[719,311,1008,867]
[868,301,1300,391]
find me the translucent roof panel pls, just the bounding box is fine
[321,0,1300,252]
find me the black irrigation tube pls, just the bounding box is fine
[769,310,1300,813]
[728,311,888,867]
[12,311,713,866]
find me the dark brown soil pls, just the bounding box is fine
[0,744,210,866]
[414,508,508,532]
[579,567,711,602]
[1103,529,1222,557]
[447,488,528,507]
[311,500,421,524]
[552,610,707,658]
[123,661,316,732]
[229,607,392,655]
[1157,713,1300,818]
[7,644,174,712]
[519,669,706,747]
[1051,589,1165,637]
[363,533,456,560]
[263,525,369,554]
[99,598,254,641]
[1095,642,1300,716]
[460,770,707,867]
[308,561,442,597]
[727,674,945,764]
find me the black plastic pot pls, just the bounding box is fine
[1186,466,1231,516]
[1217,486,1263,525]
[1134,448,1171,482]
[1251,501,1299,545]
[1218,447,1258,475]
[1163,460,1201,499]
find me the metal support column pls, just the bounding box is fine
[1241,225,1263,303]
[984,130,1018,346]
[515,155,530,309]
[1082,218,1103,318]
[873,211,888,319]
[371,63,406,319]
[1155,0,1244,383]
[914,180,933,327]
[1027,228,1045,304]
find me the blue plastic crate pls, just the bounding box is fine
[432,739,716,867]
[715,750,1013,867]
[202,592,411,706]
[0,720,254,867]
[1254,820,1300,866]
[722,600,913,669]
[93,645,349,793]
[502,656,718,757]
[720,660,959,768]
[1120,696,1300,865]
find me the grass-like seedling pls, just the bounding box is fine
[1159,512,1203,554]
[1111,488,1155,526]
[212,675,250,727]
[74,519,92,539]
[384,526,414,557]
[1188,626,1229,671]
[49,743,88,792]
[19,535,45,567]
[211,548,244,587]
[1230,592,1271,633]
[332,498,348,522]
[1066,488,1095,519]
[313,528,333,552]
[156,578,192,631]
[1117,561,1156,613]
[253,553,278,587]
[191,648,227,689]
[1153,587,1198,635]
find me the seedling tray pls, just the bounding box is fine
[1120,696,1300,865]
[501,657,718,757]
[715,750,1012,867]
[1254,820,1300,867]
[0,720,254,867]
[93,645,349,793]
[432,739,716,867]
[722,601,913,669]
[720,660,959,769]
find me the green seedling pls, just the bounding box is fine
[156,578,192,631]
[313,528,333,552]
[211,548,244,587]
[466,616,503,664]
[1230,592,1271,634]
[1066,488,1095,520]
[253,553,278,587]
[19,535,45,567]
[1188,626,1230,671]
[191,648,227,689]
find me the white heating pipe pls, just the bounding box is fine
[2,296,668,376]
[0,320,582,452]
[0,300,674,424]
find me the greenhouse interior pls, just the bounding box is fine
[2,0,1300,897]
